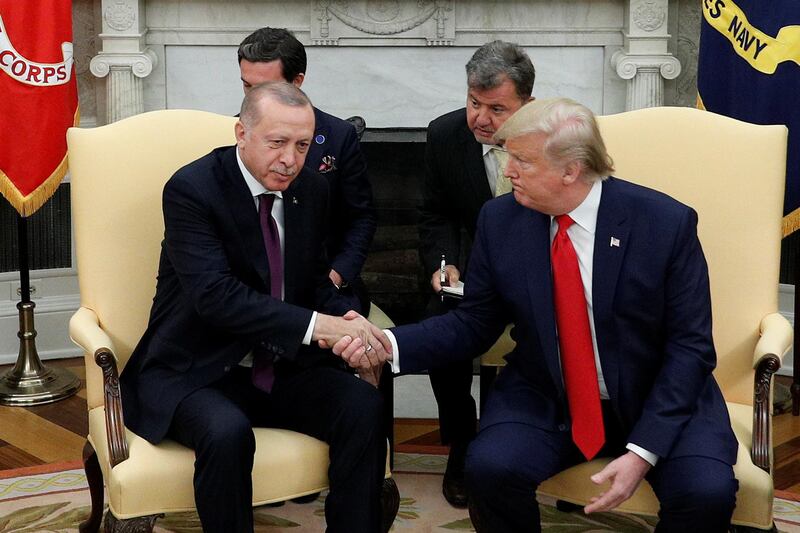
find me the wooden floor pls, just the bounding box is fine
[2,357,800,496]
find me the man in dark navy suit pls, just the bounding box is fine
[120,82,390,533]
[238,27,375,314]
[418,40,534,507]
[336,98,739,533]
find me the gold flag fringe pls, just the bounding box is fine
[784,208,800,238]
[0,107,80,218]
[696,94,706,111]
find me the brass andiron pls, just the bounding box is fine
[0,215,80,405]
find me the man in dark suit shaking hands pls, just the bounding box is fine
[419,40,534,507]
[337,98,739,533]
[120,82,390,533]
[238,27,376,314]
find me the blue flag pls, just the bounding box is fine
[698,0,800,235]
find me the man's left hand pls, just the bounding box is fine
[584,451,652,514]
[329,269,344,289]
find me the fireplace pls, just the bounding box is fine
[360,130,428,324]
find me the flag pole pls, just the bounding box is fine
[0,213,80,405]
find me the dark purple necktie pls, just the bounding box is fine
[252,193,282,392]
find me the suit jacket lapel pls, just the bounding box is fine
[592,178,630,401]
[523,209,564,397]
[307,107,330,174]
[219,148,271,289]
[282,173,308,305]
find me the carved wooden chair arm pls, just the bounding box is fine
[750,312,793,472]
[69,307,130,467]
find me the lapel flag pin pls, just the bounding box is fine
[292,196,298,205]
[610,237,620,247]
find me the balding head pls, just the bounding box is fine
[239,81,312,128]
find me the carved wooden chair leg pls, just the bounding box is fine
[381,477,400,533]
[104,512,163,533]
[78,441,104,533]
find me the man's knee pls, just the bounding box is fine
[656,459,737,522]
[672,474,737,512]
[198,414,255,458]
[464,439,527,497]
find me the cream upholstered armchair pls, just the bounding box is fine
[67,110,399,532]
[530,107,791,532]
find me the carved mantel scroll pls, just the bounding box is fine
[88,0,683,124]
[312,0,455,46]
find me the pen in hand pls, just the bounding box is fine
[440,254,447,301]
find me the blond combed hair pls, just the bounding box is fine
[494,98,614,182]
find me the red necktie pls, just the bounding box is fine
[551,214,605,460]
[252,193,282,392]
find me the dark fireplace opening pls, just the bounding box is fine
[360,130,428,325]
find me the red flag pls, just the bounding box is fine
[0,0,79,217]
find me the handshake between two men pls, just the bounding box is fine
[313,311,392,386]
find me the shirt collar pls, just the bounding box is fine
[482,143,504,157]
[560,179,602,234]
[236,147,283,200]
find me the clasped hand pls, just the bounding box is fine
[313,310,391,386]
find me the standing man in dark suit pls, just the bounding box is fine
[119,82,390,533]
[337,98,739,532]
[419,40,534,507]
[238,27,376,314]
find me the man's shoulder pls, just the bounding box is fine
[428,108,467,135]
[604,177,694,230]
[606,177,690,214]
[168,146,235,190]
[485,192,529,216]
[313,106,357,136]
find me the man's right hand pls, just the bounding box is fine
[431,264,460,293]
[313,311,392,363]
[331,331,390,372]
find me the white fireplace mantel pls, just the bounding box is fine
[89,0,682,125]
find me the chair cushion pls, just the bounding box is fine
[536,402,773,529]
[480,325,516,367]
[89,407,390,518]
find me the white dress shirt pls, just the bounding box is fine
[235,149,316,369]
[386,179,657,465]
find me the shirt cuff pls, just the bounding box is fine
[384,329,400,373]
[302,311,317,346]
[626,443,659,467]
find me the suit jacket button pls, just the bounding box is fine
[260,341,267,348]
[277,348,285,355]
[558,424,567,432]
[224,365,231,372]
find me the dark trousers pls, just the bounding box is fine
[168,364,386,533]
[466,388,738,533]
[426,296,477,450]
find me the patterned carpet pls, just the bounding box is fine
[1,454,800,532]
